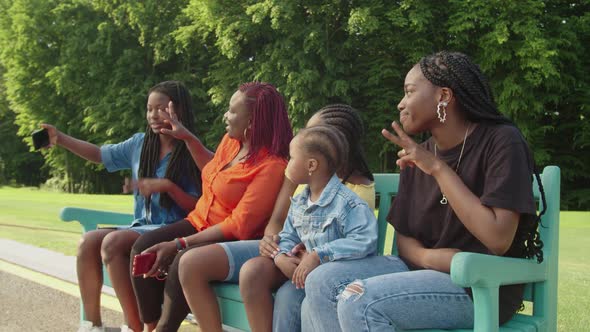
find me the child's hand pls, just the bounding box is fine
[274,254,300,279]
[292,251,321,289]
[287,243,307,259]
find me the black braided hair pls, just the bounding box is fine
[419,51,545,263]
[314,104,374,182]
[297,126,349,175]
[138,81,201,210]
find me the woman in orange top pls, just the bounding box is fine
[129,82,293,332]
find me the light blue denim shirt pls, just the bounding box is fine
[277,174,378,264]
[100,133,201,226]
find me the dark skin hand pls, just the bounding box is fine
[141,241,177,277]
[260,234,280,258]
[274,254,301,280]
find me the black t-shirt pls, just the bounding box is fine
[388,123,536,324]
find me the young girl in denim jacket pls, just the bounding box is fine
[245,125,378,331]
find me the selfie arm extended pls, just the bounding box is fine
[56,132,101,163]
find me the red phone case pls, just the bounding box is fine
[132,252,157,277]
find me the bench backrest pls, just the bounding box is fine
[373,173,400,255]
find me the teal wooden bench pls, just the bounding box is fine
[61,166,559,331]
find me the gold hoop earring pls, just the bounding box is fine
[436,101,447,123]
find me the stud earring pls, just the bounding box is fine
[436,101,447,123]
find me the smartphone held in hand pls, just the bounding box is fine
[32,128,50,150]
[132,252,157,277]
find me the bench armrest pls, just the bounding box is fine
[449,252,547,330]
[60,207,133,233]
[451,252,546,287]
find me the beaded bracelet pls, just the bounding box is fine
[179,237,188,249]
[174,238,183,252]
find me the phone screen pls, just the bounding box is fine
[32,128,50,150]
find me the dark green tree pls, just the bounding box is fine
[1,0,588,208]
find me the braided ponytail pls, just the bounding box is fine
[314,104,374,182]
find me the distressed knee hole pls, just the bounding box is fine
[339,280,365,301]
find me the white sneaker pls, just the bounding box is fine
[119,325,135,332]
[77,320,106,332]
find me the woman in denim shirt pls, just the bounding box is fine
[244,125,378,331]
[41,81,201,332]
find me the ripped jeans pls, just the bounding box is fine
[301,255,474,332]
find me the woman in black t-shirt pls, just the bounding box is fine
[300,51,545,331]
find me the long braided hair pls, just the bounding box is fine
[313,104,374,183]
[419,51,545,264]
[138,81,201,210]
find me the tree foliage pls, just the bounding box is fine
[0,0,588,209]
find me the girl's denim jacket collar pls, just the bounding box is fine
[277,174,378,264]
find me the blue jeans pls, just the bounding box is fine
[302,256,474,331]
[273,280,306,332]
[218,240,260,282]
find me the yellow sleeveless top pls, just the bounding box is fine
[293,181,375,209]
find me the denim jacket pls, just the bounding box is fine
[277,174,378,264]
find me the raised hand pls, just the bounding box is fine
[40,124,59,147]
[159,101,192,140]
[381,121,441,175]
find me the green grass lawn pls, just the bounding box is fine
[0,186,588,331]
[0,186,133,255]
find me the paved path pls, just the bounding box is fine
[0,270,122,331]
[0,239,201,331]
[0,239,115,295]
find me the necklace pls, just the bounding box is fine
[434,124,472,205]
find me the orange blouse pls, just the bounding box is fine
[186,134,287,240]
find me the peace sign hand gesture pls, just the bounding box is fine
[159,101,192,141]
[382,121,442,176]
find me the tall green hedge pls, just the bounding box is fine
[1,0,588,209]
